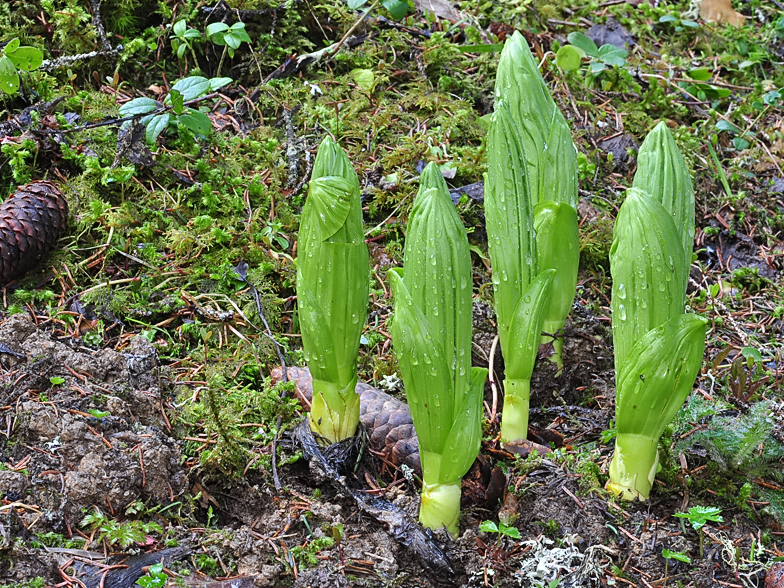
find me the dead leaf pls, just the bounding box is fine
[699,0,745,27]
[414,0,460,22]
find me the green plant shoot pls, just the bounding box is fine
[607,187,707,501]
[484,102,555,445]
[298,136,369,443]
[390,162,487,537]
[494,31,579,370]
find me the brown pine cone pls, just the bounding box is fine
[271,365,422,476]
[0,181,68,284]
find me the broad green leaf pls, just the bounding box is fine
[381,0,409,20]
[534,201,580,337]
[178,109,212,135]
[171,75,210,100]
[183,29,201,39]
[0,56,19,94]
[610,189,687,375]
[484,103,537,354]
[119,97,159,116]
[567,32,599,57]
[504,270,555,380]
[633,121,695,274]
[616,313,708,441]
[176,43,187,60]
[388,269,455,456]
[146,113,170,142]
[716,119,741,134]
[555,45,582,71]
[495,32,577,208]
[347,0,368,8]
[404,174,472,400]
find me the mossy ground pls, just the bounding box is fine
[0,0,782,586]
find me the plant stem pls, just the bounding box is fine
[216,46,227,78]
[418,482,462,538]
[500,378,531,444]
[607,433,659,501]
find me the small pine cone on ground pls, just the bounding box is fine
[0,181,69,285]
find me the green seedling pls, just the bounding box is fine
[170,19,202,68]
[206,21,251,76]
[135,563,166,588]
[674,506,723,558]
[479,520,521,546]
[555,32,628,88]
[662,548,691,582]
[49,376,65,387]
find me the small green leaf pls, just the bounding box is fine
[716,119,741,134]
[479,520,499,533]
[662,549,691,563]
[225,32,242,50]
[178,109,212,136]
[209,77,233,91]
[347,0,368,8]
[381,0,409,20]
[173,19,187,37]
[119,97,159,116]
[146,113,170,142]
[7,46,44,71]
[4,38,20,54]
[555,45,583,71]
[567,32,598,57]
[171,75,210,100]
[350,68,375,91]
[597,44,628,67]
[659,14,678,22]
[88,408,111,418]
[0,56,19,94]
[169,88,184,114]
[206,22,229,37]
[687,68,712,81]
[176,43,186,60]
[740,346,762,364]
[49,376,65,386]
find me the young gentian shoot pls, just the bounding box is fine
[484,103,555,445]
[607,187,707,501]
[495,31,579,369]
[390,162,488,537]
[297,136,369,443]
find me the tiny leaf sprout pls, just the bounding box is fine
[479,520,521,546]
